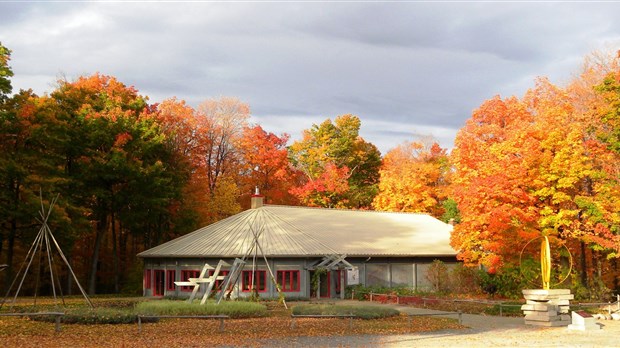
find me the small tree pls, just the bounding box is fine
[426,260,449,292]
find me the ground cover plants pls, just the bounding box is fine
[135,299,267,318]
[292,303,400,319]
[0,297,463,347]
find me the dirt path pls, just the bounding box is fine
[262,301,620,347]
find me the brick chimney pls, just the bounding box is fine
[251,186,264,209]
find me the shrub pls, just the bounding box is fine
[478,266,525,299]
[426,260,450,293]
[292,304,399,319]
[449,264,480,294]
[30,307,138,324]
[135,300,267,318]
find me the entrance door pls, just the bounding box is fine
[153,270,165,296]
[310,271,331,298]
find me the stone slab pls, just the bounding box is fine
[523,289,572,296]
[523,294,574,301]
[568,323,601,331]
[526,299,570,305]
[521,304,559,311]
[524,313,570,322]
[526,319,571,327]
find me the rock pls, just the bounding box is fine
[611,313,620,321]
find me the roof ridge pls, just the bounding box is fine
[262,204,432,216]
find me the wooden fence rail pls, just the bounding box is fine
[0,312,64,332]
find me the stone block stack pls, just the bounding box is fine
[521,289,573,326]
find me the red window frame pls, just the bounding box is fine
[208,270,230,290]
[180,270,199,292]
[241,270,267,292]
[143,269,152,290]
[277,270,300,292]
[166,270,176,291]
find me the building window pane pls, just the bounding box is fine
[180,270,199,292]
[391,264,413,287]
[144,269,152,290]
[242,270,266,292]
[366,264,389,287]
[166,270,176,291]
[277,270,300,292]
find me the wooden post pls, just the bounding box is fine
[340,270,345,300]
[138,316,142,333]
[219,317,224,332]
[54,315,61,332]
[458,310,462,325]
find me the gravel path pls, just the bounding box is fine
[263,301,620,347]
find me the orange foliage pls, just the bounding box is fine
[238,125,296,206]
[373,141,449,217]
[451,96,540,269]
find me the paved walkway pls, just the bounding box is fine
[263,301,620,347]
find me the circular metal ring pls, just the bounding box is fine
[519,235,573,288]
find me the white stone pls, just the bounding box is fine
[568,311,601,331]
[611,313,620,321]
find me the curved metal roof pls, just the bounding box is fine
[138,205,456,258]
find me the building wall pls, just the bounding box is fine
[142,256,458,299]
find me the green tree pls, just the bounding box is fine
[288,114,381,208]
[0,42,13,100]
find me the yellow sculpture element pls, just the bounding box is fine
[541,236,551,290]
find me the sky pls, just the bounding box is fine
[1,1,620,154]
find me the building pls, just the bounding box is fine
[138,195,458,299]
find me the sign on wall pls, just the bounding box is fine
[347,267,359,285]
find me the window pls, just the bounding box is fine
[208,270,230,290]
[153,270,165,296]
[143,269,152,290]
[166,270,176,291]
[241,270,266,292]
[180,270,199,292]
[277,270,300,292]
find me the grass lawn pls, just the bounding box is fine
[0,297,464,347]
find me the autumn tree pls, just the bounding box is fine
[452,66,620,291]
[238,125,296,206]
[288,114,381,208]
[373,140,450,217]
[195,97,249,195]
[50,74,184,294]
[450,96,541,272]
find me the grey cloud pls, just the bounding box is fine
[2,2,620,153]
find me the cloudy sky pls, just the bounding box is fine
[1,1,619,153]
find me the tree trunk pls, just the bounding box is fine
[111,211,119,294]
[4,180,20,293]
[65,251,73,295]
[580,241,588,287]
[4,217,16,293]
[88,214,107,295]
[612,258,619,294]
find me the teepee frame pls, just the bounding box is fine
[1,193,93,310]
